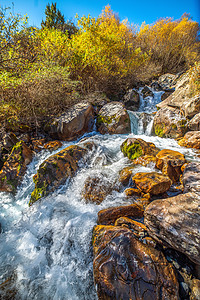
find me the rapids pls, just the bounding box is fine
[0,87,199,299]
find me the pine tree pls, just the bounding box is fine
[41,2,65,31]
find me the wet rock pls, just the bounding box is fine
[121,138,159,165]
[45,102,94,140]
[144,192,200,265]
[93,225,179,300]
[0,275,17,299]
[0,141,33,193]
[188,113,200,131]
[123,89,140,111]
[114,217,147,238]
[97,102,131,134]
[82,175,113,204]
[178,131,200,149]
[43,140,62,151]
[156,149,186,182]
[153,106,188,138]
[132,172,172,195]
[141,86,153,98]
[119,167,133,185]
[182,162,200,194]
[150,81,162,91]
[124,187,142,197]
[97,204,144,225]
[190,279,200,300]
[31,138,46,152]
[30,145,88,205]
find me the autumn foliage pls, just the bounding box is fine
[0,4,199,131]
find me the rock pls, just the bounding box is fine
[45,102,94,140]
[123,89,140,111]
[178,131,200,149]
[190,279,200,300]
[93,225,179,300]
[97,204,144,225]
[158,73,179,91]
[85,91,109,114]
[144,192,200,265]
[31,138,46,152]
[97,102,131,134]
[188,113,200,131]
[153,106,188,138]
[124,187,142,197]
[141,86,153,98]
[182,162,200,194]
[30,145,88,205]
[119,167,133,185]
[114,217,147,238]
[132,172,172,195]
[121,138,159,165]
[150,81,162,91]
[0,141,33,193]
[82,175,113,204]
[2,133,19,151]
[43,140,62,151]
[156,149,186,182]
[161,90,174,101]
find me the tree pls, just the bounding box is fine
[41,2,77,37]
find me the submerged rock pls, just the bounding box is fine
[121,138,159,165]
[97,102,131,134]
[45,102,94,140]
[93,225,179,300]
[30,144,88,205]
[0,141,33,193]
[156,149,186,182]
[178,131,200,149]
[144,192,200,265]
[97,204,144,225]
[153,106,188,138]
[132,172,172,195]
[82,175,113,204]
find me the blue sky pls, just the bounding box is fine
[0,0,199,28]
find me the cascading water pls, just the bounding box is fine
[0,88,199,300]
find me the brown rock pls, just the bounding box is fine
[43,140,62,151]
[45,102,94,140]
[153,106,188,138]
[178,131,200,149]
[132,172,172,195]
[188,113,200,131]
[31,138,46,152]
[190,279,200,300]
[114,217,147,237]
[182,162,200,194]
[156,149,186,182]
[2,132,18,151]
[30,145,88,205]
[123,89,140,111]
[82,175,112,204]
[97,204,144,225]
[144,192,200,265]
[0,141,33,192]
[97,102,131,134]
[124,187,142,197]
[119,167,133,185]
[93,225,179,300]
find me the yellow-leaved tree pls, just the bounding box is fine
[65,5,149,96]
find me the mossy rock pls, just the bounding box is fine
[154,124,165,138]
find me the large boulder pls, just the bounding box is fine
[188,113,200,131]
[122,89,140,111]
[156,149,186,182]
[45,102,94,140]
[97,204,144,225]
[121,138,159,165]
[182,162,200,194]
[144,192,200,265]
[93,225,179,300]
[97,102,131,134]
[178,131,200,149]
[30,144,88,205]
[153,106,188,138]
[0,141,33,193]
[132,172,172,195]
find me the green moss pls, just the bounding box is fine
[29,182,48,206]
[97,114,119,126]
[154,124,165,138]
[121,141,143,160]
